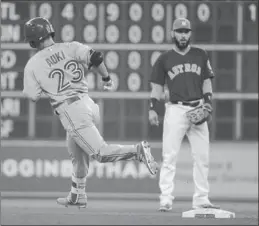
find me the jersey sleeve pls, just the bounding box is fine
[203,51,215,80]
[150,54,166,86]
[71,41,94,69]
[23,63,42,101]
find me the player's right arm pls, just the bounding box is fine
[72,41,112,90]
[23,63,42,102]
[149,54,166,126]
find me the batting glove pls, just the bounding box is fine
[102,75,113,91]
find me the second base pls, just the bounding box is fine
[182,208,235,219]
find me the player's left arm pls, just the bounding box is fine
[23,65,42,102]
[186,51,214,125]
[73,41,111,85]
[186,52,214,125]
[202,78,213,105]
[202,51,214,107]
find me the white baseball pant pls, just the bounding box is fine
[57,94,140,180]
[159,103,210,206]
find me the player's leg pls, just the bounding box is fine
[70,125,157,175]
[91,98,101,128]
[58,98,158,175]
[159,104,189,211]
[57,133,90,208]
[186,122,219,209]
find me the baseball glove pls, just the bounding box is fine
[186,103,212,125]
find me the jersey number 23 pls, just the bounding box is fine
[49,60,83,93]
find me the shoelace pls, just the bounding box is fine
[143,147,155,163]
[138,143,155,163]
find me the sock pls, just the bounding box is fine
[136,143,143,162]
[70,174,87,203]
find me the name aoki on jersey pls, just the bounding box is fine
[167,63,201,80]
[45,51,66,67]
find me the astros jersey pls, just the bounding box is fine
[150,46,214,102]
[23,41,93,107]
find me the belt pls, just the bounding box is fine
[53,96,80,110]
[171,99,201,107]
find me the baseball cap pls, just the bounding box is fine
[172,18,191,31]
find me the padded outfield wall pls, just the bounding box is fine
[1,141,257,202]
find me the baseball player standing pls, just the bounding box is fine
[149,18,220,211]
[23,17,158,208]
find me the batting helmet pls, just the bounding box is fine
[172,18,191,31]
[24,17,55,48]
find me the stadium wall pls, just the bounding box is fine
[1,141,258,202]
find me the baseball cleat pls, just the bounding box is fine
[138,141,158,175]
[57,192,87,209]
[159,203,173,212]
[192,203,220,210]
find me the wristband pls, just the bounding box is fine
[102,75,111,82]
[203,93,212,105]
[149,98,159,112]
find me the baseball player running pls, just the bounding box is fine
[23,17,158,208]
[149,18,220,211]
